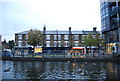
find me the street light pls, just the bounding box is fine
[112,46,115,57]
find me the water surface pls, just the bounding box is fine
[2,60,120,81]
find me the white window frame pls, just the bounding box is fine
[64,35,68,40]
[54,41,57,47]
[58,35,61,40]
[25,41,28,46]
[58,41,61,47]
[54,35,57,40]
[46,35,50,40]
[74,35,79,40]
[18,35,22,40]
[18,41,22,46]
[74,41,79,47]
[82,35,86,39]
[46,41,50,47]
[26,35,28,40]
[64,41,69,47]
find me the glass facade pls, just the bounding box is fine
[100,0,120,54]
[100,1,110,31]
[101,1,120,31]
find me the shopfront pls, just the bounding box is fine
[14,46,33,56]
[70,47,86,58]
[34,46,42,55]
[106,42,119,54]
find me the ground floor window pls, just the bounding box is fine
[64,41,69,47]
[54,41,57,47]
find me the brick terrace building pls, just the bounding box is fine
[14,27,102,55]
[42,27,101,49]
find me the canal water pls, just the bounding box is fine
[2,60,120,81]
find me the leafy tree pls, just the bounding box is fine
[27,29,43,57]
[94,33,105,49]
[82,33,94,49]
[8,40,15,50]
[82,33,105,50]
[27,29,42,48]
[82,33,105,57]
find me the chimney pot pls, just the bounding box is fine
[93,27,97,31]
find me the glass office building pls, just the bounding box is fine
[100,0,120,55]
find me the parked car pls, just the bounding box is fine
[2,51,13,57]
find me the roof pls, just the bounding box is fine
[45,31,101,34]
[15,30,102,35]
[15,30,29,35]
[46,31,70,34]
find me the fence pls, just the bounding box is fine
[12,49,111,58]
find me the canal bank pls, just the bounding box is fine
[1,57,120,62]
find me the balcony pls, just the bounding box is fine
[118,7,120,12]
[108,2,116,6]
[110,18,120,29]
[109,7,119,17]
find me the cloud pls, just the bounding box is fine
[1,0,101,41]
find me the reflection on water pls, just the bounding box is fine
[2,60,120,81]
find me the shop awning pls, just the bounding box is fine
[72,47,85,49]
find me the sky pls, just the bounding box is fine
[0,0,101,42]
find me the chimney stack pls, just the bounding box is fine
[93,27,97,31]
[69,27,71,34]
[43,25,46,34]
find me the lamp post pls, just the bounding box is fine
[116,43,118,53]
[112,46,115,58]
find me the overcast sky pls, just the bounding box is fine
[0,0,101,42]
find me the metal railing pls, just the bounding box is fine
[9,49,114,58]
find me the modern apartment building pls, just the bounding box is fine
[100,0,120,55]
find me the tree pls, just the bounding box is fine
[82,33,105,57]
[82,33,95,49]
[94,33,105,49]
[82,33,95,57]
[27,29,42,47]
[82,33,105,50]
[8,40,15,50]
[27,29,43,57]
